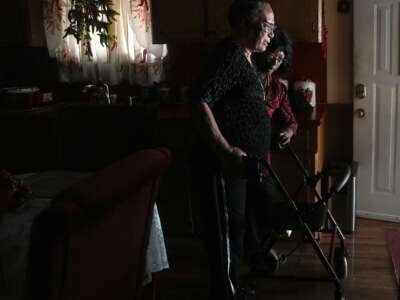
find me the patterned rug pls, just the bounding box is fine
[385,228,400,286]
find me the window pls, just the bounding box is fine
[43,0,167,85]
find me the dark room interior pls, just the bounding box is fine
[0,1,399,300]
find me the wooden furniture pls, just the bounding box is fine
[269,0,323,43]
[0,104,156,173]
[151,0,323,43]
[151,0,233,43]
[0,106,60,173]
[0,0,46,47]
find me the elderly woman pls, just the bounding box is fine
[253,27,298,149]
[190,1,276,299]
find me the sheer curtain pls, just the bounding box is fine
[42,0,167,85]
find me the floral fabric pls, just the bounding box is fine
[42,0,167,85]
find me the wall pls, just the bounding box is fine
[0,0,53,87]
[0,1,29,47]
[324,0,354,164]
[27,0,47,47]
[326,0,353,104]
[0,0,46,47]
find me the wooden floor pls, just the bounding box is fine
[155,218,399,300]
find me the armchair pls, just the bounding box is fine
[24,147,172,300]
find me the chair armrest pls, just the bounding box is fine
[54,147,172,217]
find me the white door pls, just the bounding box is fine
[354,0,400,222]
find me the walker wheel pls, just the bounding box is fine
[335,294,345,300]
[334,246,348,279]
[335,289,345,300]
[250,248,280,275]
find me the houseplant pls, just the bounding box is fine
[57,0,119,58]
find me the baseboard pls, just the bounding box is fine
[357,210,400,223]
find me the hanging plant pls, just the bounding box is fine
[60,0,119,58]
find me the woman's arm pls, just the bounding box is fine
[272,80,298,145]
[190,101,246,172]
[274,81,298,132]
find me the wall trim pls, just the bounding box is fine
[357,211,400,223]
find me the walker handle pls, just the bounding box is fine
[327,163,351,196]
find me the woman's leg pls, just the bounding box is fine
[196,171,246,299]
[224,176,248,290]
[245,176,276,257]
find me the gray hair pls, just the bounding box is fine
[228,0,271,34]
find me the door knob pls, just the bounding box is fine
[355,108,365,118]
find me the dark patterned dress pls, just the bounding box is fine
[193,38,271,159]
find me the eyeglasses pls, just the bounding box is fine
[260,22,277,36]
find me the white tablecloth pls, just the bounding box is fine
[143,204,169,285]
[0,171,169,300]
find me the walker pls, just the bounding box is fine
[243,143,351,300]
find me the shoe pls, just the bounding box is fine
[234,283,256,300]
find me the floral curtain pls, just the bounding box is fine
[42,0,167,85]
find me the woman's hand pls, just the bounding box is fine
[220,146,247,175]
